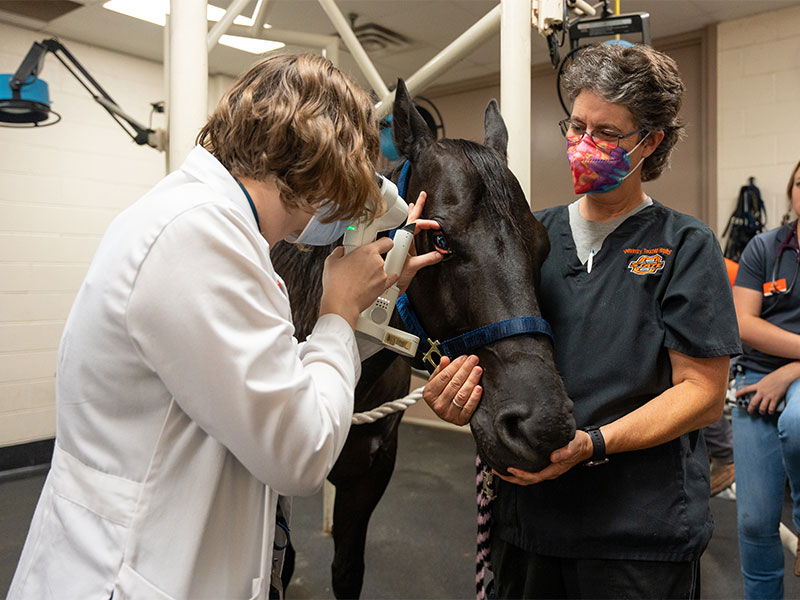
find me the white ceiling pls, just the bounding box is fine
[2,0,799,91]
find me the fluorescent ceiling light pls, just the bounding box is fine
[103,0,168,26]
[207,4,264,26]
[219,35,284,54]
[102,0,283,54]
[103,0,272,29]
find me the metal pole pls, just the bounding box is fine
[208,0,251,51]
[501,0,531,204]
[169,0,208,170]
[317,0,389,99]
[324,39,340,66]
[322,480,335,534]
[163,14,171,171]
[374,4,501,119]
[249,0,274,36]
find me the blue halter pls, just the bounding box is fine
[394,160,554,373]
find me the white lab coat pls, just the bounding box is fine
[9,146,362,599]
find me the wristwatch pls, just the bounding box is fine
[582,426,609,467]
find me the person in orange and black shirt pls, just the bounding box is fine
[731,159,800,599]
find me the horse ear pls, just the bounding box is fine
[484,99,508,163]
[392,79,435,161]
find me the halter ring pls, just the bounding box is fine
[422,338,443,369]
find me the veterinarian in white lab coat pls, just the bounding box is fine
[8,53,440,600]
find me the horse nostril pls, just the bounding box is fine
[494,407,538,455]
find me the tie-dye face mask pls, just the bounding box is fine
[567,132,649,194]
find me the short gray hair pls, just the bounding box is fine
[562,44,685,181]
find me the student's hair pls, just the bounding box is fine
[562,43,685,182]
[787,159,800,203]
[197,53,381,223]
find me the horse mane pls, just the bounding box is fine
[439,139,526,239]
[270,242,332,341]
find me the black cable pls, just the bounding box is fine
[412,95,446,139]
[556,44,590,117]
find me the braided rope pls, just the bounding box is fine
[351,385,424,425]
[476,455,495,600]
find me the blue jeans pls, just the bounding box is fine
[732,368,800,599]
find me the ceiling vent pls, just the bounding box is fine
[338,15,412,56]
[0,1,83,23]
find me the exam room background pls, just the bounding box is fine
[2,4,800,448]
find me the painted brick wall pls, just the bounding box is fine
[0,22,167,446]
[716,5,800,233]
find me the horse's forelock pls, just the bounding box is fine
[442,139,527,239]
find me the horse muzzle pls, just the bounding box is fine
[468,347,576,475]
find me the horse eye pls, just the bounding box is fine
[433,232,451,255]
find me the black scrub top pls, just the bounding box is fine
[492,200,741,562]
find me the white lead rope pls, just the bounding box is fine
[324,384,426,534]
[351,385,425,425]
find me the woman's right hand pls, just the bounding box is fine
[320,237,397,329]
[422,355,483,426]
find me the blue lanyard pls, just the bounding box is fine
[234,177,261,231]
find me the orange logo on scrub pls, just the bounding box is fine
[628,254,666,275]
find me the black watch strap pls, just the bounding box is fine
[583,426,609,467]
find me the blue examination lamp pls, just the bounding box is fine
[381,100,444,161]
[0,40,60,127]
[380,115,401,161]
[0,75,59,126]
[0,74,57,125]
[0,39,162,148]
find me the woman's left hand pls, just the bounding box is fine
[396,191,443,293]
[493,430,592,485]
[737,366,795,415]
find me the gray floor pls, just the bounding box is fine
[2,422,800,599]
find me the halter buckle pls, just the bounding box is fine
[481,468,495,500]
[422,338,442,369]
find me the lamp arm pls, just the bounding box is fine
[9,42,48,91]
[38,39,160,148]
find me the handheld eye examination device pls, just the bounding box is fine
[343,174,420,357]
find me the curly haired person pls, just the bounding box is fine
[8,54,440,599]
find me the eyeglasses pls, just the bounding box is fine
[558,118,646,148]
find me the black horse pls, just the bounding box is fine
[271,80,575,599]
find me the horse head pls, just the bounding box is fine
[391,80,575,474]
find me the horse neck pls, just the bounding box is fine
[269,241,331,341]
